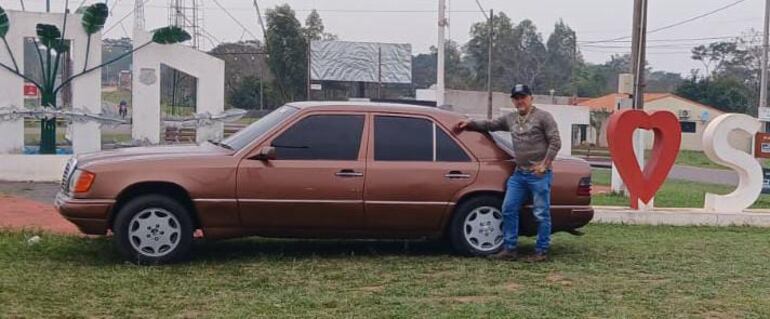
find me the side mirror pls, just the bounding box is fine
[251,146,276,161]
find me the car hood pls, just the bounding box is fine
[76,143,233,168]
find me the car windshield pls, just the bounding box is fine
[221,105,299,151]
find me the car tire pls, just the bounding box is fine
[449,195,505,256]
[113,195,194,265]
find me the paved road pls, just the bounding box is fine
[0,181,60,204]
[587,159,739,186]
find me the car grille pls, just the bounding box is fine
[61,158,77,192]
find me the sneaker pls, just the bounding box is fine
[488,249,518,260]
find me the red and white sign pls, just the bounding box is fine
[607,110,764,213]
[23,83,38,97]
[607,109,682,209]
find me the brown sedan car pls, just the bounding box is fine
[56,102,593,264]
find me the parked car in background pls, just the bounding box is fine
[56,102,593,264]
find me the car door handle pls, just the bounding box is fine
[335,169,364,177]
[445,171,471,179]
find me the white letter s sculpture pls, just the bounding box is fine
[702,114,763,213]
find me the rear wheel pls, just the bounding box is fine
[449,195,504,256]
[113,195,194,265]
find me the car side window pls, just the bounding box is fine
[436,127,471,162]
[271,114,364,160]
[375,116,433,161]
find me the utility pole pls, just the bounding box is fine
[630,0,647,111]
[437,0,446,107]
[46,0,50,12]
[253,0,266,109]
[629,0,650,210]
[486,9,494,119]
[760,0,770,118]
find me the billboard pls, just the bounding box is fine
[310,40,412,84]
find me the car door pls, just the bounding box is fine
[364,114,479,233]
[237,112,368,230]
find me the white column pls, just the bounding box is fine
[71,28,102,154]
[436,0,446,107]
[132,30,161,144]
[0,11,26,154]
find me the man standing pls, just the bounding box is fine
[457,84,561,262]
[119,100,128,119]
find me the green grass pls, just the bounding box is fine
[102,89,131,106]
[1,225,769,317]
[592,169,770,208]
[236,117,260,125]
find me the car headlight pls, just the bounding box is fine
[69,169,96,194]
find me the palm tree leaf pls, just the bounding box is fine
[53,41,69,54]
[0,6,9,38]
[81,3,108,35]
[36,24,62,48]
[151,26,192,44]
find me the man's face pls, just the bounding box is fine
[511,95,533,114]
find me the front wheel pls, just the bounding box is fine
[448,195,504,256]
[113,195,194,265]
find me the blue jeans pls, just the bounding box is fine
[501,170,553,253]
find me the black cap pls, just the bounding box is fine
[511,84,532,98]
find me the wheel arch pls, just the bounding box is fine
[443,190,505,236]
[109,181,201,230]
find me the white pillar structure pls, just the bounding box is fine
[0,11,101,154]
[131,29,225,144]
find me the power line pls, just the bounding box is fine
[583,0,750,44]
[210,0,259,41]
[580,35,748,44]
[117,3,486,13]
[473,0,489,20]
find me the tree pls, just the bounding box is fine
[303,9,337,41]
[411,40,473,91]
[544,20,579,95]
[266,4,308,102]
[646,71,683,93]
[228,75,273,109]
[678,31,764,114]
[691,41,742,76]
[464,12,517,91]
[209,40,274,107]
[676,75,752,114]
[511,20,547,91]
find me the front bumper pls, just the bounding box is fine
[55,192,114,235]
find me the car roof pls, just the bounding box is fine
[286,101,462,118]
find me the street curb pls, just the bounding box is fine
[593,206,770,227]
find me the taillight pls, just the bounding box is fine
[71,170,96,193]
[577,176,592,196]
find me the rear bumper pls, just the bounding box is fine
[55,192,113,235]
[569,207,595,229]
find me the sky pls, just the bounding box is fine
[1,0,766,76]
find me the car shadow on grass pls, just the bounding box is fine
[189,238,455,262]
[35,233,586,266]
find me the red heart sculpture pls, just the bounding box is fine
[606,109,681,209]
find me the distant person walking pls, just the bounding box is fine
[456,84,561,262]
[119,100,128,119]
